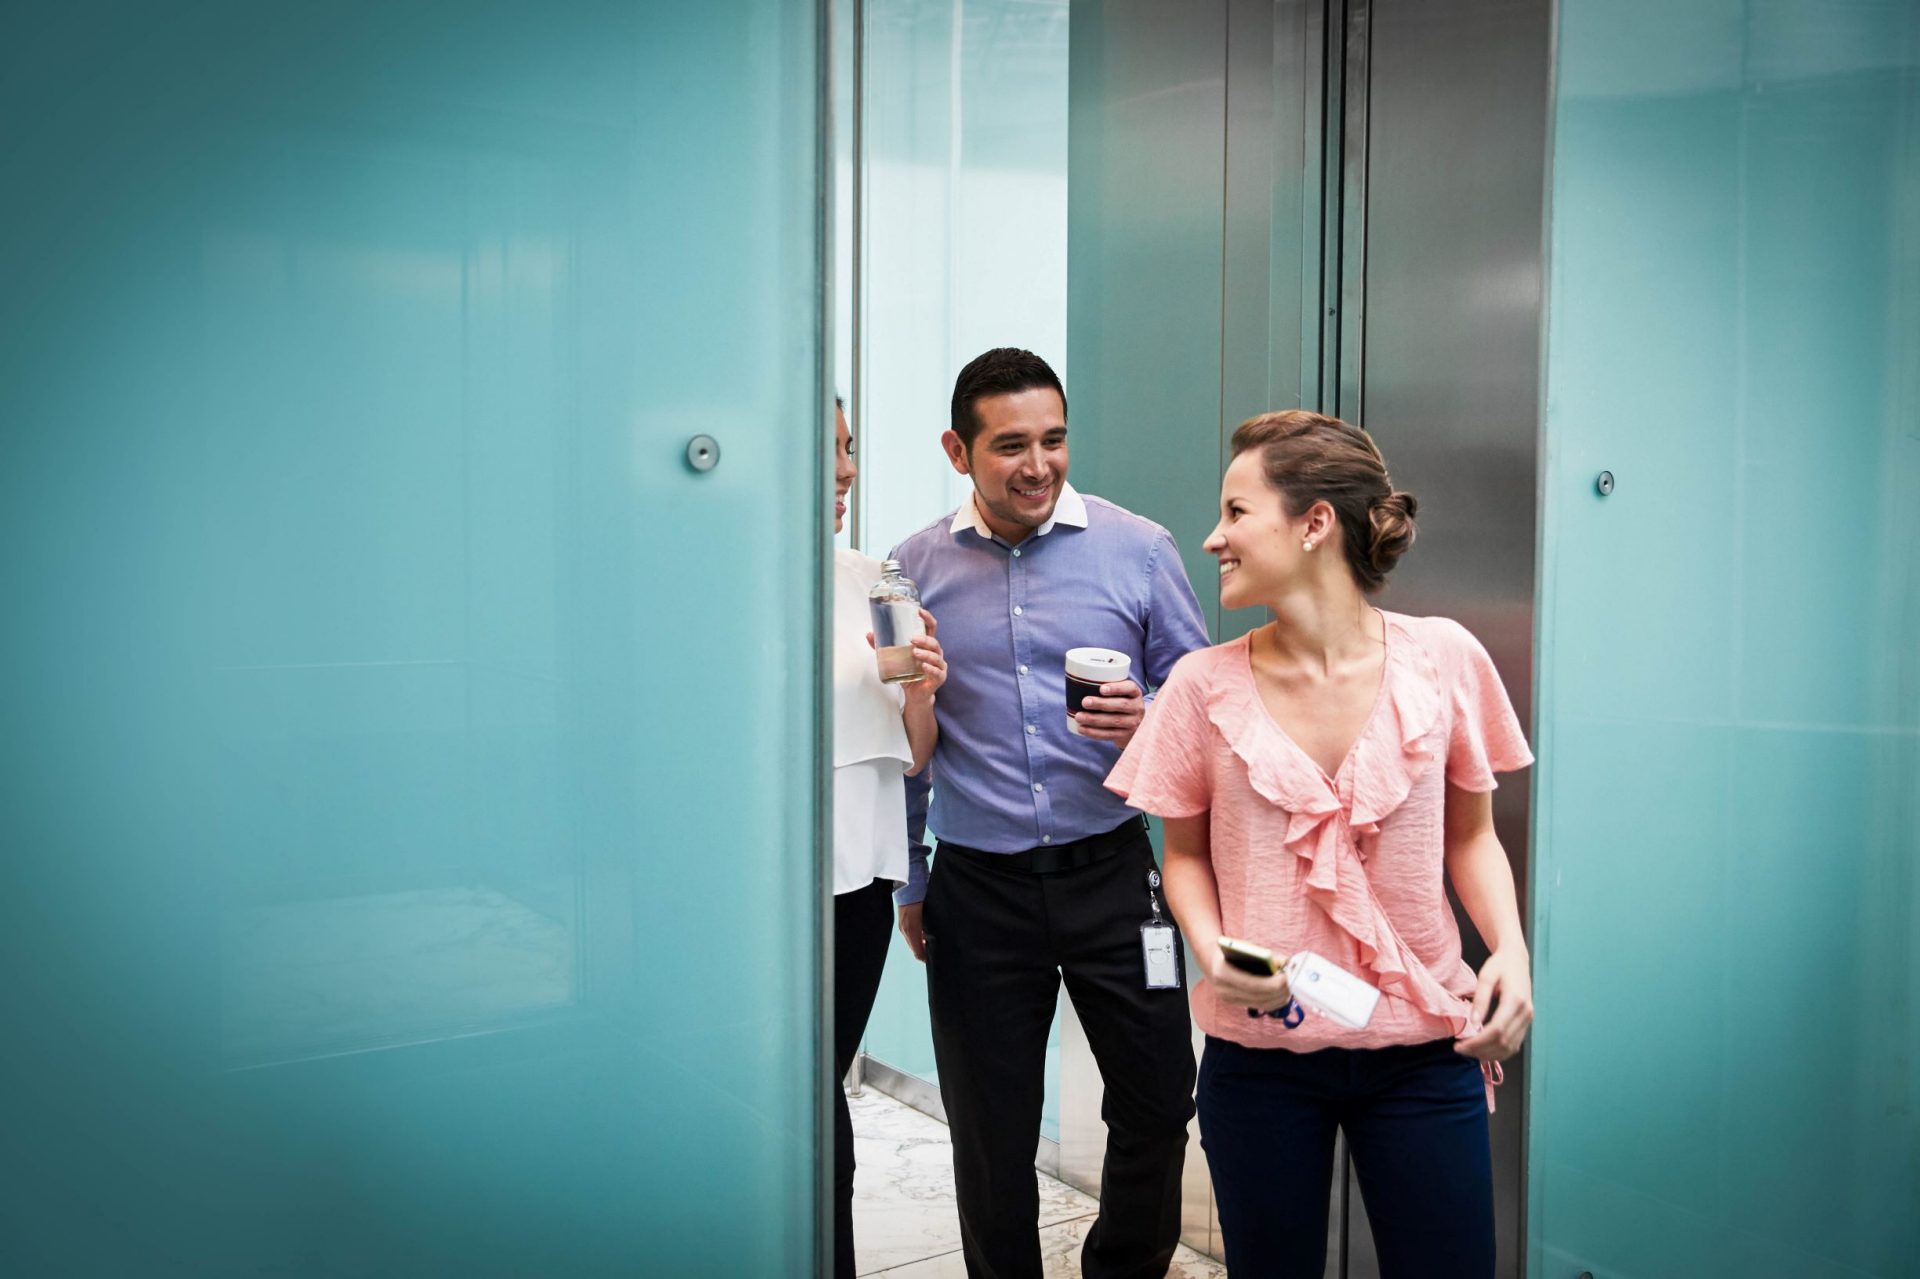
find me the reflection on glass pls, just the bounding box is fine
[201,167,584,1066]
[222,882,575,1064]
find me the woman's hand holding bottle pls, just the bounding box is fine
[865,607,946,703]
[901,609,945,705]
[873,608,944,780]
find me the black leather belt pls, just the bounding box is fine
[935,816,1148,875]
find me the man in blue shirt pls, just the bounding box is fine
[890,348,1211,1278]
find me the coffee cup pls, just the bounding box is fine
[1065,647,1131,737]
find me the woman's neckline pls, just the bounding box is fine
[1239,608,1393,786]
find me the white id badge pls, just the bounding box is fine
[1141,923,1181,990]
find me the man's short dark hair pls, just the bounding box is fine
[950,348,1067,448]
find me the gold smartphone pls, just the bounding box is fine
[1216,935,1280,977]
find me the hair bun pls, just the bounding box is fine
[1229,410,1416,593]
[1367,491,1418,575]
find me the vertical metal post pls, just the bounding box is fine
[1299,0,1326,410]
[1336,0,1370,423]
[814,1,841,1273]
[1304,0,1368,426]
[848,0,866,551]
[1314,0,1345,414]
[1331,11,1374,1273]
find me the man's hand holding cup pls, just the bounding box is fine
[1065,647,1145,748]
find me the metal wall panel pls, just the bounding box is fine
[1067,0,1230,637]
[1344,1,1551,1274]
[1225,0,1318,647]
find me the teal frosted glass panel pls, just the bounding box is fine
[855,0,1071,1144]
[1532,4,1919,1276]
[0,3,826,1274]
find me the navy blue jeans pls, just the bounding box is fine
[1197,1035,1494,1278]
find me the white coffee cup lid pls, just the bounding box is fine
[1065,647,1132,682]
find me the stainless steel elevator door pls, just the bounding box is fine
[1343,1,1550,1275]
[1064,1,1550,1274]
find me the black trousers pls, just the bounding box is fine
[923,822,1196,1279]
[834,878,896,1279]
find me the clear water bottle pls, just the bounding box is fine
[868,560,927,685]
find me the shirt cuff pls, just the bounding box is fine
[893,856,929,906]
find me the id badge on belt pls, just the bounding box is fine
[1140,867,1181,990]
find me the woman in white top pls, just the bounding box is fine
[832,398,944,1279]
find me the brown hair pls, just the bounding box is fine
[1228,410,1417,594]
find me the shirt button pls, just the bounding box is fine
[1026,725,1037,735]
[1013,606,1023,616]
[1019,665,1029,675]
[1012,548,1022,558]
[1033,782,1044,792]
[1041,835,1052,844]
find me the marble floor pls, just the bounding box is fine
[849,1087,1226,1278]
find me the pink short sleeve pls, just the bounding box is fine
[1444,626,1534,791]
[1105,653,1214,817]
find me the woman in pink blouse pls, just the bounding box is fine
[1106,411,1533,1278]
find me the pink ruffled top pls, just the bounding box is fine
[1106,613,1532,1059]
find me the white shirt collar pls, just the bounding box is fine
[949,482,1088,542]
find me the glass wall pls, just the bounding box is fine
[0,2,828,1273]
[853,0,1073,1142]
[848,0,1071,560]
[1530,3,1920,1275]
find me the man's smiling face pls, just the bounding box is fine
[945,386,1068,545]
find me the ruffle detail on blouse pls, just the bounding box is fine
[1207,625,1473,1039]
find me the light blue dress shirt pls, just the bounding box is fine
[889,484,1211,905]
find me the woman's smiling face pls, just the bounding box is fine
[1204,449,1310,611]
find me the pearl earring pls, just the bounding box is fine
[1303,540,1314,552]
